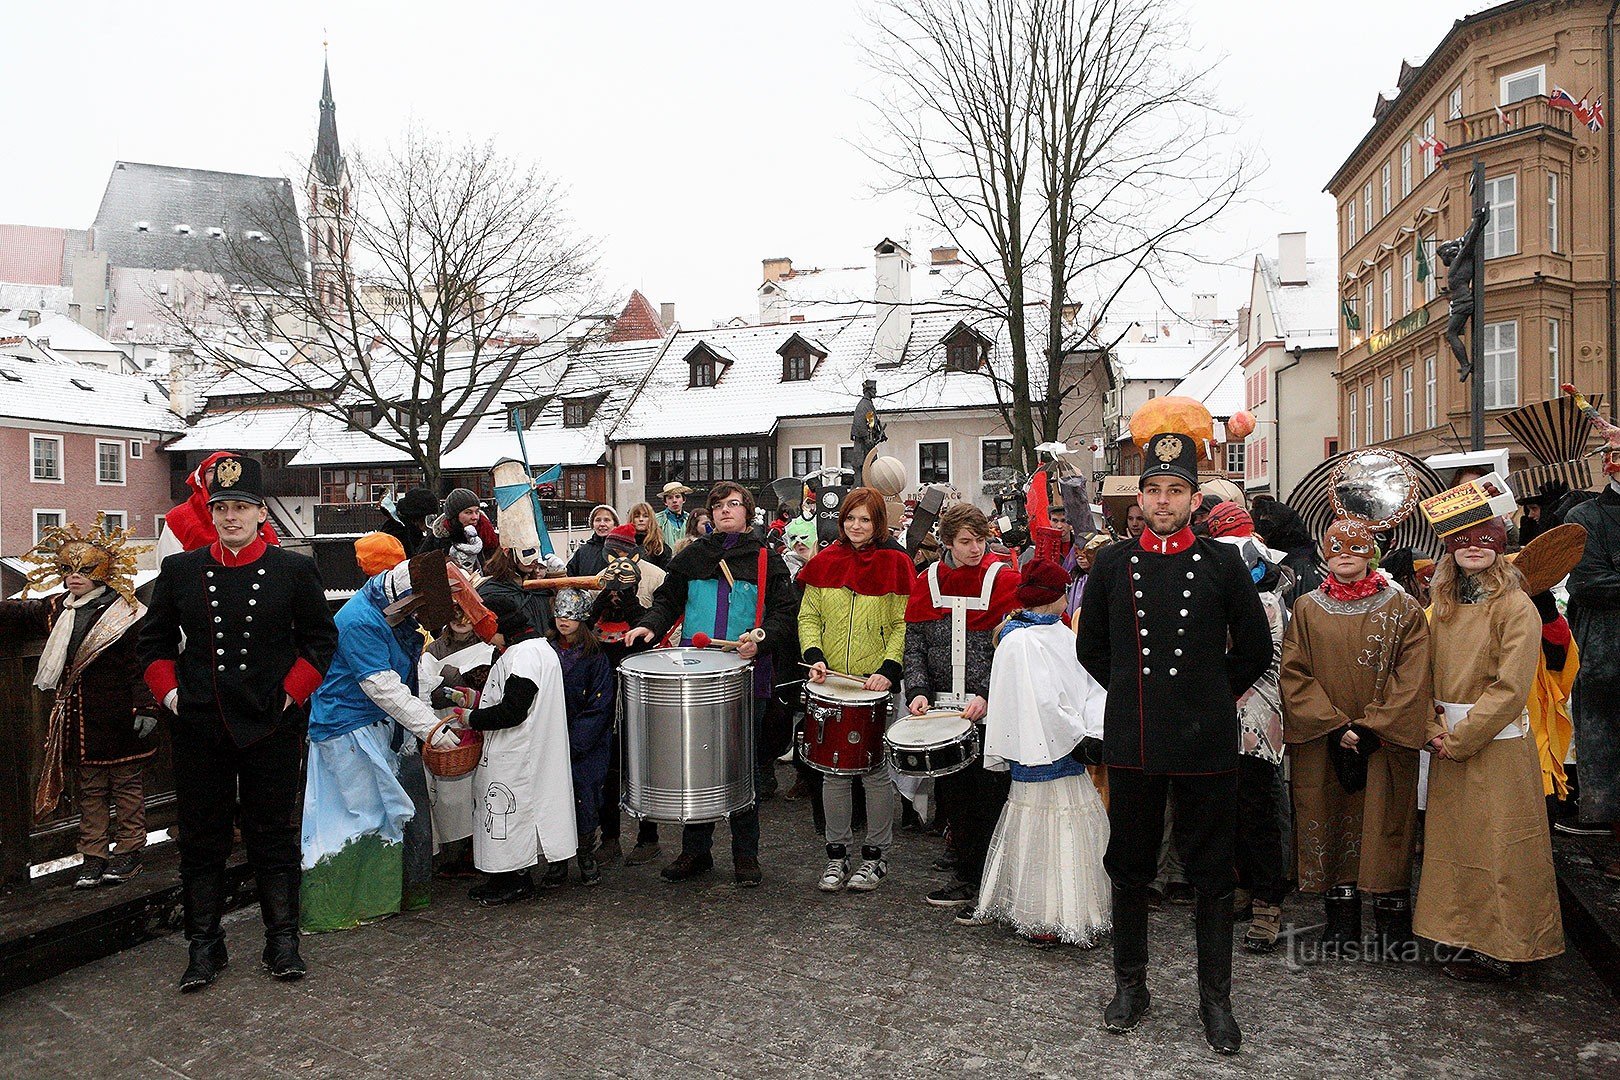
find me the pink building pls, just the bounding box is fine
[0,352,182,579]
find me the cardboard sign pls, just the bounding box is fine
[1419,471,1519,537]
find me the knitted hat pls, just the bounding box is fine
[604,523,641,553]
[355,531,407,576]
[587,503,619,524]
[1205,502,1254,539]
[443,488,481,519]
[1016,558,1069,608]
[1443,516,1508,555]
[553,588,594,622]
[1322,517,1377,560]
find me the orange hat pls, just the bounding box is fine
[356,532,407,576]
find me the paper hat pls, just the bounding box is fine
[1500,395,1598,498]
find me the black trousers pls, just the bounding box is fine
[172,712,304,881]
[936,758,1012,885]
[1105,768,1237,896]
[599,728,658,845]
[1234,756,1290,904]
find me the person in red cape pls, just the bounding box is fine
[158,451,281,560]
[903,502,1021,910]
[798,488,914,894]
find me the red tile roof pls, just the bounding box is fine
[606,289,666,342]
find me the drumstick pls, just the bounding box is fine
[690,629,765,650]
[797,662,868,686]
[522,574,604,591]
[718,559,737,589]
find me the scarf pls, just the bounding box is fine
[796,538,914,596]
[1459,572,1489,605]
[1320,572,1386,604]
[35,586,108,691]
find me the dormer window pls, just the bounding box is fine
[942,322,991,372]
[684,342,735,388]
[563,397,598,428]
[347,404,379,429]
[777,333,828,382]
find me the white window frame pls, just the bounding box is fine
[918,440,952,486]
[1381,163,1392,215]
[1364,385,1374,445]
[1381,375,1393,441]
[95,438,126,486]
[1483,320,1519,409]
[31,433,64,483]
[1499,65,1545,105]
[619,466,633,483]
[1548,318,1562,398]
[1422,115,1437,176]
[1402,366,1414,435]
[34,509,65,543]
[1448,84,1463,120]
[1548,171,1561,253]
[1348,200,1357,246]
[1364,182,1374,227]
[1423,235,1438,302]
[100,510,128,533]
[1402,253,1414,315]
[1483,174,1518,259]
[978,434,1015,485]
[1400,140,1412,199]
[1425,355,1438,428]
[1224,441,1245,476]
[1382,268,1394,328]
[129,439,143,460]
[838,443,856,474]
[1364,283,1375,333]
[789,444,824,479]
[1348,390,1359,449]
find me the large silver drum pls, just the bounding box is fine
[619,648,755,824]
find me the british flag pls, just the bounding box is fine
[1589,96,1607,132]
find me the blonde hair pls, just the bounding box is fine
[1430,552,1524,622]
[628,501,665,558]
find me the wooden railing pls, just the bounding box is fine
[1447,95,1576,148]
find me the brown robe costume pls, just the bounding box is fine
[1415,584,1564,963]
[1279,584,1431,894]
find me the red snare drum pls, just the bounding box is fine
[798,681,892,776]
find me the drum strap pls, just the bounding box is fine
[926,561,1002,706]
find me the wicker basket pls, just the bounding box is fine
[422,718,482,778]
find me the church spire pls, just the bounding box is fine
[313,52,344,187]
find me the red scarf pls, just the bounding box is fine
[904,558,1022,630]
[166,451,281,552]
[796,539,914,596]
[1320,571,1386,603]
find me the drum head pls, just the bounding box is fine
[620,648,750,676]
[887,714,972,747]
[806,680,887,703]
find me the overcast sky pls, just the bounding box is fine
[4,1,1470,327]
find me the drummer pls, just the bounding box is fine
[799,487,915,893]
[624,481,799,887]
[903,503,1021,912]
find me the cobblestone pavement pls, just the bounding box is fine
[4,769,1618,1079]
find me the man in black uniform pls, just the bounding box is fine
[141,454,337,992]
[1076,428,1271,1054]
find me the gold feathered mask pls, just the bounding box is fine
[22,515,149,606]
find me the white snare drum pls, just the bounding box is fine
[885,714,980,778]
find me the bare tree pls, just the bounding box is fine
[167,129,601,493]
[863,0,1249,471]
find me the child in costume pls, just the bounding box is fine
[550,588,615,887]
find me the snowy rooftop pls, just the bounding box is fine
[1258,255,1340,348]
[1169,329,1245,418]
[0,352,182,432]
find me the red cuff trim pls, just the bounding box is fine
[1543,616,1572,647]
[283,658,324,705]
[144,660,178,705]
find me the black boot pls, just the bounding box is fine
[577,835,601,886]
[541,859,569,890]
[1371,891,1413,960]
[1320,884,1361,949]
[257,870,306,980]
[1194,890,1241,1055]
[477,869,535,906]
[178,869,228,993]
[1103,884,1151,1033]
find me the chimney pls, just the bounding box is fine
[1237,304,1252,345]
[659,302,676,330]
[930,245,960,266]
[872,238,913,366]
[761,256,793,283]
[23,309,41,327]
[1278,231,1308,285]
[1191,293,1217,322]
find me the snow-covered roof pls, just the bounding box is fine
[1110,339,1207,383]
[7,313,126,356]
[0,352,182,432]
[1259,255,1340,346]
[610,302,1039,443]
[1169,329,1244,418]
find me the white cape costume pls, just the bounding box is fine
[472,637,578,873]
[418,639,495,847]
[983,619,1105,770]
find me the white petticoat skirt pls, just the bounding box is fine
[977,772,1111,947]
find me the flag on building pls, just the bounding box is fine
[1342,299,1361,332]
[1416,237,1431,282]
[1590,96,1606,131]
[1550,86,1580,113]
[1494,104,1515,129]
[1417,133,1447,159]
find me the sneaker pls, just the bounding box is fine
[846,858,888,892]
[818,858,850,892]
[104,851,144,882]
[1553,820,1611,836]
[733,856,763,887]
[926,882,978,907]
[1244,901,1282,953]
[595,837,623,867]
[624,841,663,867]
[660,852,715,882]
[956,906,996,926]
[930,855,956,873]
[540,860,569,889]
[1442,950,1515,982]
[74,856,107,890]
[476,872,535,907]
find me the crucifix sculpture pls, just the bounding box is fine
[1436,203,1491,382]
